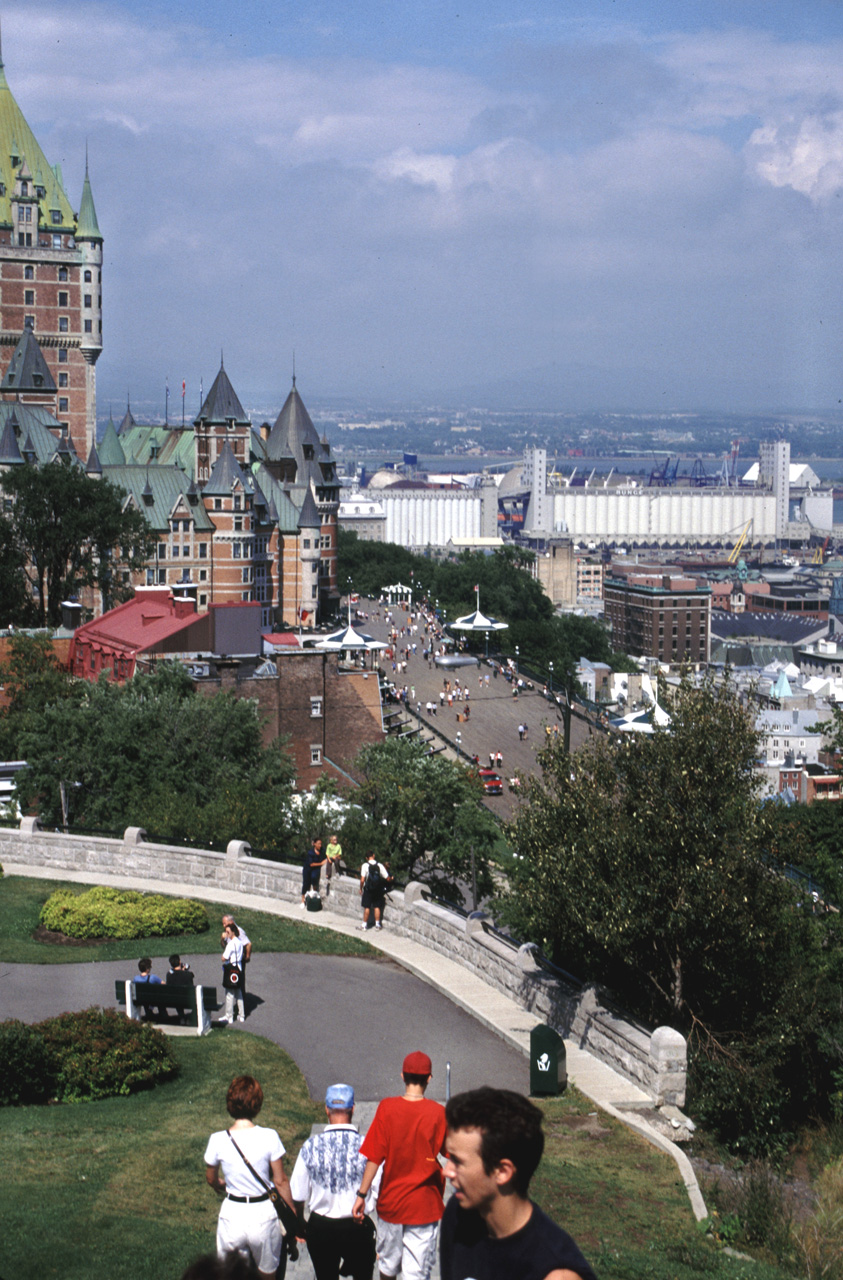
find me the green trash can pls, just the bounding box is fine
[530,1024,567,1096]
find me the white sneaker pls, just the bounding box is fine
[359,923,368,930]
[375,923,382,930]
[237,1016,245,1023]
[300,901,306,908]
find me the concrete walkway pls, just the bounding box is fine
[5,859,707,1231]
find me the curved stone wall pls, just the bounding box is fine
[0,820,686,1106]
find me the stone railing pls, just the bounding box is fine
[0,821,686,1106]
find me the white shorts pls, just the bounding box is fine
[376,1220,439,1280]
[217,1199,282,1274]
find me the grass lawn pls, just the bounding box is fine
[0,874,373,963]
[534,1092,794,1280]
[2,1034,796,1280]
[2,1032,321,1280]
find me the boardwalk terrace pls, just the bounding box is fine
[604,569,711,664]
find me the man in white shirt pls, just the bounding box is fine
[290,1082,377,1280]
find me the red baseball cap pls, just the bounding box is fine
[403,1050,432,1075]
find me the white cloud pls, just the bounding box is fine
[748,113,843,201]
[3,1,842,406]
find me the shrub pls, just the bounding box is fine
[0,1019,58,1104]
[39,1007,179,1101]
[1,1008,179,1105]
[703,1159,793,1262]
[39,885,209,940]
[795,1158,843,1280]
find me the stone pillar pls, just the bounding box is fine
[649,1026,687,1107]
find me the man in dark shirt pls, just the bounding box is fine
[440,1087,596,1280]
[301,837,327,906]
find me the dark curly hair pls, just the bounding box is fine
[445,1087,544,1196]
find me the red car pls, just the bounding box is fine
[479,771,503,795]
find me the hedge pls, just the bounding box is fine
[0,1008,179,1105]
[39,885,209,940]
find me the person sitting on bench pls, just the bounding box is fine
[135,956,162,1019]
[167,954,195,986]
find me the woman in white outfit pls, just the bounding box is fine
[221,922,245,1024]
[204,1075,295,1280]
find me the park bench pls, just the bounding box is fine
[114,979,220,1036]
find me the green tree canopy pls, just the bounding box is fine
[16,663,296,850]
[0,632,74,760]
[339,736,499,900]
[499,676,841,1152]
[0,461,157,625]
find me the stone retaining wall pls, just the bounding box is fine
[0,822,686,1106]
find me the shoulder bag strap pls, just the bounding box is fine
[227,1129,271,1194]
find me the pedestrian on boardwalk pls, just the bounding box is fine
[495,751,502,769]
[290,1083,377,1280]
[360,852,390,931]
[353,1051,447,1280]
[518,724,525,741]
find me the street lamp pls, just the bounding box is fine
[347,576,352,626]
[548,661,553,697]
[515,645,519,677]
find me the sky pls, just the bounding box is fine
[6,0,843,413]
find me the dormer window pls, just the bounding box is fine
[50,209,61,225]
[20,180,27,196]
[36,185,45,198]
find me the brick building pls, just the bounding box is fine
[604,567,711,663]
[0,48,101,463]
[97,365,341,629]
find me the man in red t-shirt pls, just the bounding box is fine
[353,1050,446,1280]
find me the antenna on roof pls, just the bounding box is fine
[0,17,4,69]
[292,350,296,389]
[220,348,224,370]
[85,138,89,177]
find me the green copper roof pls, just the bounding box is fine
[101,464,214,532]
[0,59,76,231]
[98,418,125,466]
[76,164,101,241]
[0,402,74,464]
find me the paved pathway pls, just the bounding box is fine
[355,600,597,820]
[5,859,707,1249]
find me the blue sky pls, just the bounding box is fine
[6,0,843,412]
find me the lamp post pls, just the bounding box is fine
[515,645,519,677]
[347,576,352,627]
[548,661,553,698]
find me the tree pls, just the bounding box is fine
[339,737,499,900]
[500,676,841,1152]
[15,663,297,850]
[0,462,157,625]
[0,632,74,759]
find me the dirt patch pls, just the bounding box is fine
[556,1114,611,1139]
[32,925,113,947]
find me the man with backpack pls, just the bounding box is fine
[360,851,391,931]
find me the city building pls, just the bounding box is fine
[603,568,711,664]
[0,47,102,462]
